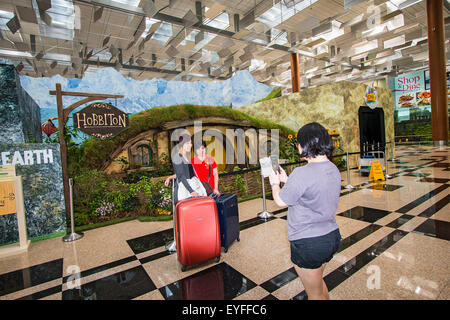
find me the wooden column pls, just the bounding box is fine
[290,53,301,93]
[426,0,448,146]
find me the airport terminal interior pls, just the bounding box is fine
[0,145,450,300]
[0,0,449,301]
[0,145,448,300]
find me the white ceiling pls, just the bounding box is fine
[0,0,449,91]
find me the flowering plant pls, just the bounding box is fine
[95,202,114,216]
[280,134,301,163]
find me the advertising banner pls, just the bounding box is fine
[392,71,431,122]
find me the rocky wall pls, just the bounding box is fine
[0,143,66,245]
[0,63,42,144]
[239,81,394,167]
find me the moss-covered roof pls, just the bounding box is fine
[80,104,295,170]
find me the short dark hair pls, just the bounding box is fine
[178,134,191,147]
[296,122,334,158]
[194,140,207,151]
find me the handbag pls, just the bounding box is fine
[201,157,214,195]
[177,176,207,201]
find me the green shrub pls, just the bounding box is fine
[122,196,140,212]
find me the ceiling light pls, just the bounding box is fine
[146,19,172,43]
[44,52,71,62]
[411,36,427,46]
[204,12,229,30]
[362,25,387,37]
[353,39,378,55]
[397,0,422,10]
[204,3,226,20]
[267,29,287,46]
[289,48,315,58]
[386,14,404,31]
[249,59,266,72]
[270,81,288,87]
[257,0,318,29]
[305,66,318,74]
[0,49,33,58]
[344,0,367,9]
[384,35,405,49]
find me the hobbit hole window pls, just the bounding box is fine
[135,145,152,167]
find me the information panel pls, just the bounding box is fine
[0,180,15,215]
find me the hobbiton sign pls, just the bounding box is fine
[73,102,129,140]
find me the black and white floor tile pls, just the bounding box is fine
[0,145,449,300]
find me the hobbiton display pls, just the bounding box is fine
[80,104,295,175]
[66,104,305,227]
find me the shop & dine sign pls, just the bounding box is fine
[73,102,129,140]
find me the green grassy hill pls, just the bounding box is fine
[79,104,295,170]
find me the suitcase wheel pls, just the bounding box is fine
[181,265,187,272]
[215,255,220,262]
[224,248,228,253]
[237,237,240,242]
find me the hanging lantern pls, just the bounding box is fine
[41,119,57,137]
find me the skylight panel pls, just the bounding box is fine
[249,59,266,72]
[256,0,318,29]
[46,0,76,29]
[148,20,173,43]
[270,29,288,46]
[0,49,33,58]
[0,10,14,31]
[192,32,217,52]
[113,0,141,6]
[180,29,199,46]
[204,12,229,30]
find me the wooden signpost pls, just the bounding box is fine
[0,165,30,257]
[49,84,124,236]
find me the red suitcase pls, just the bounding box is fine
[175,196,221,271]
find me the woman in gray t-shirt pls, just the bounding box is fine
[269,122,341,300]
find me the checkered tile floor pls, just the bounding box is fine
[0,145,449,300]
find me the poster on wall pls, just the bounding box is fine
[0,180,15,216]
[393,71,431,122]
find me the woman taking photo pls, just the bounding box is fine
[171,134,207,202]
[269,122,341,300]
[166,140,220,196]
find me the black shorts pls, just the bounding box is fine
[290,228,341,270]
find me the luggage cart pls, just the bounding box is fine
[358,143,386,176]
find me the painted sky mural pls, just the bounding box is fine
[20,68,273,125]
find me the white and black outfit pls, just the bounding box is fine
[172,153,206,202]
